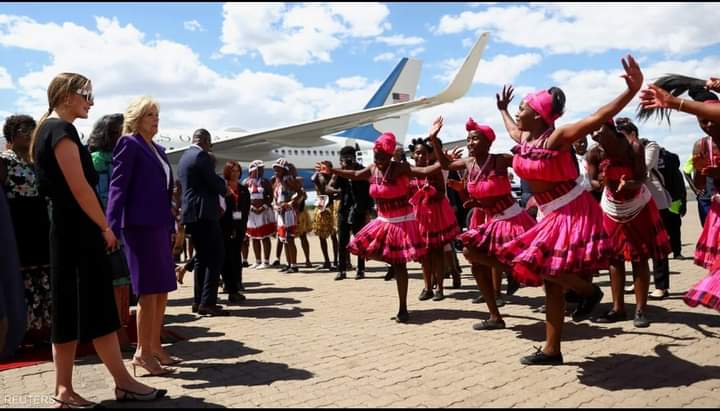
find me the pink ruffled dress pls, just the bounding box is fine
[600,158,671,262]
[458,155,536,258]
[348,166,427,264]
[496,131,612,286]
[408,175,461,250]
[684,261,720,311]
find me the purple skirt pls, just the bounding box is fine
[122,225,177,295]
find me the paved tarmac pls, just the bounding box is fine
[1,201,719,408]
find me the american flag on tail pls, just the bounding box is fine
[392,92,410,103]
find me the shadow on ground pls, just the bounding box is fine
[175,359,314,389]
[574,344,720,390]
[99,395,227,408]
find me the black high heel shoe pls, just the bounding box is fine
[114,387,168,402]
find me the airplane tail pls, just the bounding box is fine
[337,57,422,148]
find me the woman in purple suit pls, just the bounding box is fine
[107,96,179,377]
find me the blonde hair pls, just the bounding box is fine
[123,96,159,135]
[30,72,91,161]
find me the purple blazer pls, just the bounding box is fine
[106,134,174,235]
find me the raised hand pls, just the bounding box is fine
[444,147,463,161]
[496,84,515,111]
[620,54,643,92]
[639,83,674,109]
[428,116,443,139]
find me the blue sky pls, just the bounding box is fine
[1,2,719,162]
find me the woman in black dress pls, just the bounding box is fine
[31,72,166,406]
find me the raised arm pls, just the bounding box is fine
[550,55,644,149]
[316,161,372,181]
[426,116,468,171]
[496,84,526,143]
[640,84,720,123]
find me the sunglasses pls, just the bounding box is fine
[75,88,94,104]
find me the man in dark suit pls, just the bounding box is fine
[178,129,228,316]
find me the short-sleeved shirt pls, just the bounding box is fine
[33,118,99,214]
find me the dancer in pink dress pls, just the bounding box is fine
[428,117,536,330]
[588,119,671,327]
[494,54,644,365]
[640,84,720,312]
[316,132,433,323]
[407,137,461,302]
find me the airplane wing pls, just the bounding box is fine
[166,32,490,164]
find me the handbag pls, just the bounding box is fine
[107,247,130,281]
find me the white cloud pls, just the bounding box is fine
[435,3,720,55]
[540,55,720,162]
[461,37,473,48]
[219,2,390,66]
[0,14,384,135]
[373,52,396,62]
[436,53,542,86]
[335,76,368,89]
[376,34,424,47]
[0,66,13,89]
[183,20,204,32]
[409,47,424,57]
[411,54,720,165]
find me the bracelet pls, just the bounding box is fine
[678,99,685,111]
[102,226,111,233]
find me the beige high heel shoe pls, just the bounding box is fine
[130,355,175,377]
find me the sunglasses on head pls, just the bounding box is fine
[75,88,94,104]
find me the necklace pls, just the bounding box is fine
[470,154,492,184]
[377,163,393,185]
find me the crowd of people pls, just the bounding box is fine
[0,58,720,406]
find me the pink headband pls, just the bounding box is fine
[524,90,561,127]
[465,117,496,143]
[374,132,397,155]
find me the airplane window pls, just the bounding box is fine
[332,151,336,156]
[281,149,286,154]
[294,150,298,155]
[301,150,305,155]
[313,150,317,156]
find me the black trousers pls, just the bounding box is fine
[651,257,670,290]
[661,208,682,256]
[221,230,245,294]
[186,220,224,306]
[338,211,367,272]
